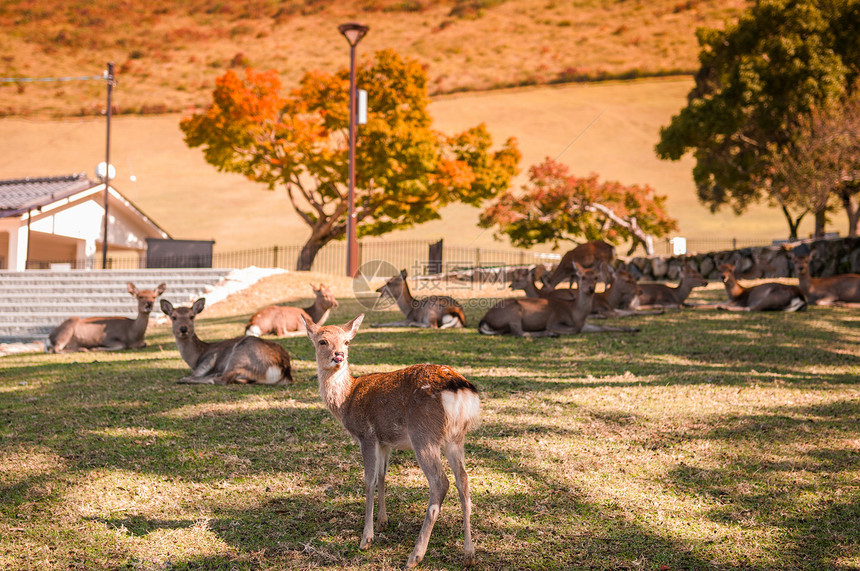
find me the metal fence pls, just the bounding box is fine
[22,236,780,273]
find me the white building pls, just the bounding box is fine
[0,173,170,270]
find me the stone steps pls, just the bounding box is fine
[0,268,234,343]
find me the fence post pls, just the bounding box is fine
[273,245,279,268]
[733,238,737,250]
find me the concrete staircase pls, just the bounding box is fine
[0,268,234,343]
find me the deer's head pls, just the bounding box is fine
[129,282,167,313]
[161,298,206,340]
[303,314,364,372]
[376,270,408,300]
[312,283,339,309]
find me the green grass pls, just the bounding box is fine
[1,284,859,570]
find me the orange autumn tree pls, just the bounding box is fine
[181,50,520,270]
[479,157,677,255]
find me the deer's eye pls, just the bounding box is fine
[344,340,350,346]
[319,340,328,346]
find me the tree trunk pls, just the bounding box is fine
[838,183,860,237]
[813,209,827,238]
[296,237,326,271]
[779,204,805,239]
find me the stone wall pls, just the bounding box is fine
[622,236,860,282]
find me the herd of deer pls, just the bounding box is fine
[37,240,859,568]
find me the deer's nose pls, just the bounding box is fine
[179,325,188,334]
[333,351,345,363]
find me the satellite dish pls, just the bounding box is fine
[96,162,116,181]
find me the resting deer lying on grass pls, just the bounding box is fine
[46,282,166,353]
[162,298,292,385]
[703,264,807,312]
[479,262,639,336]
[302,313,480,569]
[788,251,860,306]
[245,283,338,336]
[372,270,466,328]
[510,265,650,317]
[633,265,708,309]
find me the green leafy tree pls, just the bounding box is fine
[656,0,860,239]
[479,157,678,255]
[181,49,520,270]
[773,95,860,236]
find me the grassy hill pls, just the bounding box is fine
[2,0,831,261]
[1,0,751,117]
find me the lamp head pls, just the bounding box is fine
[338,22,369,46]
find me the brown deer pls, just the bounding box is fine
[479,262,638,336]
[161,298,292,385]
[510,265,647,317]
[301,313,480,569]
[245,283,338,336]
[711,263,807,312]
[633,265,709,309]
[372,270,466,328]
[542,239,616,288]
[732,251,777,280]
[788,251,860,306]
[46,282,167,353]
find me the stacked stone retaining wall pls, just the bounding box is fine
[623,236,860,281]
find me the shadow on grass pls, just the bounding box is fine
[0,302,857,569]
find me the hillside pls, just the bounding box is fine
[0,0,751,117]
[2,0,825,261]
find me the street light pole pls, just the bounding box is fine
[338,22,368,278]
[102,62,114,270]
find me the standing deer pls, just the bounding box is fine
[542,240,616,288]
[245,283,338,336]
[711,263,807,312]
[788,251,860,306]
[479,262,638,336]
[46,282,167,353]
[162,298,292,385]
[633,265,709,309]
[372,270,466,328]
[301,313,480,569]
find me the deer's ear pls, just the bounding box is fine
[191,298,206,316]
[127,282,139,296]
[155,283,167,296]
[160,299,174,314]
[343,314,364,339]
[300,313,318,339]
[399,269,408,278]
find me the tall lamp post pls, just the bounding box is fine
[338,22,368,278]
[101,62,115,270]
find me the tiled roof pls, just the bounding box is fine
[0,173,96,215]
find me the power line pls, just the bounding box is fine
[1,73,108,83]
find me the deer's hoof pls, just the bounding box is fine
[464,551,476,567]
[359,536,372,550]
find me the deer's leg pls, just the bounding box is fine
[359,441,380,550]
[376,446,391,531]
[176,375,218,384]
[444,439,475,567]
[580,322,639,333]
[407,443,449,569]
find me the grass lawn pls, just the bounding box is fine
[1,279,858,570]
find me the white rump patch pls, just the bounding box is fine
[265,365,283,384]
[441,389,481,432]
[440,314,459,328]
[246,324,262,337]
[786,298,806,312]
